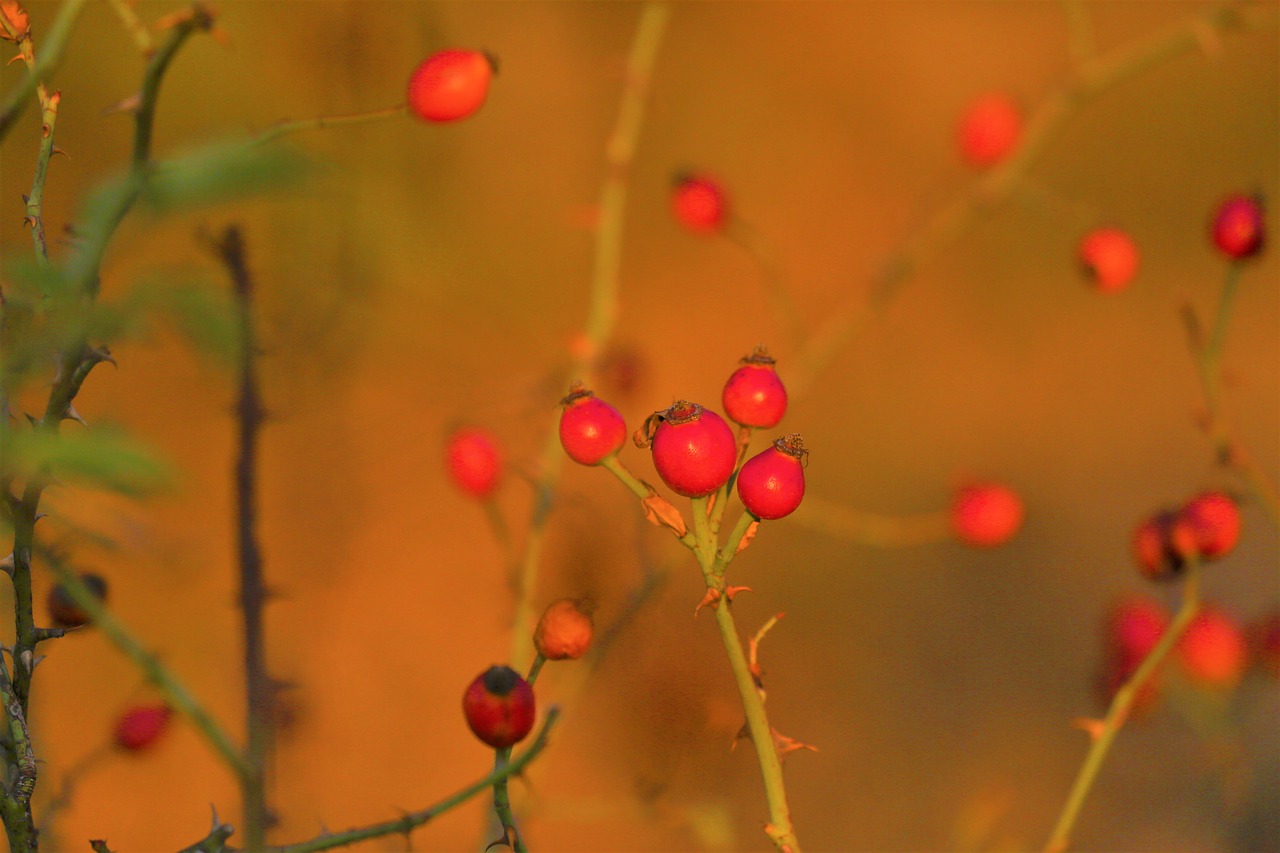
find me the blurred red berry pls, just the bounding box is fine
[1210,194,1265,260]
[446,427,503,500]
[1131,509,1196,581]
[640,402,737,498]
[1248,609,1280,677]
[737,434,808,520]
[114,704,172,752]
[407,49,494,123]
[1106,594,1171,668]
[1180,491,1241,560]
[46,572,108,629]
[1177,606,1247,689]
[956,92,1022,168]
[722,348,788,429]
[950,482,1024,547]
[534,599,594,661]
[559,385,627,466]
[1078,227,1140,293]
[671,174,727,233]
[463,666,535,749]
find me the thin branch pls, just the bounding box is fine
[0,0,87,143]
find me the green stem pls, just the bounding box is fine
[0,0,88,143]
[0,660,36,852]
[526,653,547,686]
[714,510,758,574]
[251,104,409,146]
[491,746,526,853]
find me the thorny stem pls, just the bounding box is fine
[0,0,87,143]
[1042,563,1203,853]
[0,660,36,853]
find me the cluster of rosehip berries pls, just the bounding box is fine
[1131,490,1240,581]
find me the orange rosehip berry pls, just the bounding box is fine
[1177,606,1247,689]
[534,599,594,661]
[1078,227,1140,293]
[950,482,1024,547]
[1131,509,1197,581]
[956,92,1022,168]
[445,427,503,500]
[1180,491,1241,561]
[671,173,728,233]
[406,49,495,123]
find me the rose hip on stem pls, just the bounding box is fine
[114,704,172,752]
[671,173,728,233]
[406,49,495,123]
[722,347,787,429]
[446,426,504,500]
[1210,193,1265,260]
[956,92,1022,168]
[636,401,737,498]
[1180,491,1241,560]
[950,481,1024,547]
[737,434,808,520]
[1132,509,1196,581]
[534,599,594,661]
[559,385,627,466]
[463,666,536,749]
[1078,227,1140,293]
[46,572,108,629]
[1177,605,1247,689]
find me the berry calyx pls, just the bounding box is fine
[446,427,503,500]
[671,173,727,233]
[533,598,594,661]
[722,347,787,429]
[1180,491,1241,560]
[956,92,1022,168]
[559,385,627,466]
[1210,194,1265,260]
[114,704,172,752]
[463,665,536,749]
[1177,606,1247,689]
[950,482,1024,547]
[637,402,737,498]
[1078,227,1140,293]
[737,434,807,520]
[407,49,495,123]
[1131,509,1196,581]
[47,572,108,629]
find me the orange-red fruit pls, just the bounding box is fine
[647,402,737,498]
[956,93,1022,168]
[114,704,172,752]
[534,599,594,661]
[559,387,627,466]
[737,434,807,520]
[1210,194,1265,260]
[446,427,503,499]
[722,349,787,429]
[46,572,108,629]
[671,174,727,233]
[1099,595,1171,715]
[1079,227,1140,293]
[463,666,535,748]
[1131,509,1196,581]
[1177,606,1247,689]
[950,482,1024,547]
[1180,491,1241,560]
[407,49,494,123]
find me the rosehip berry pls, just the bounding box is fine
[407,49,495,123]
[46,572,108,629]
[1249,609,1280,678]
[534,598,594,661]
[722,347,787,429]
[671,173,727,233]
[114,704,172,752]
[559,385,626,466]
[446,427,503,500]
[1210,194,1265,260]
[637,402,737,498]
[1098,596,1170,715]
[1078,227,1140,293]
[463,665,535,749]
[1177,606,1247,689]
[1131,509,1196,581]
[956,92,1022,168]
[950,482,1023,547]
[1180,491,1241,560]
[737,434,807,520]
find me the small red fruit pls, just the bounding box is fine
[956,92,1022,168]
[671,173,727,233]
[559,385,627,466]
[1210,194,1265,260]
[114,704,172,752]
[446,427,503,499]
[47,572,108,629]
[1100,595,1170,715]
[1177,606,1247,689]
[463,666,535,749]
[950,482,1023,547]
[534,599,594,661]
[1248,609,1280,678]
[407,49,495,123]
[1180,491,1241,560]
[637,402,737,498]
[737,434,807,520]
[1078,227,1140,293]
[722,347,787,429]
[1131,509,1197,581]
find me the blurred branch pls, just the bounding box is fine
[791,496,951,548]
[251,104,409,146]
[0,0,86,143]
[104,0,154,55]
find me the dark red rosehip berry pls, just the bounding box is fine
[722,347,787,429]
[671,173,727,233]
[1177,605,1247,689]
[1249,609,1280,678]
[446,427,503,499]
[737,434,807,520]
[1210,194,1265,260]
[407,49,495,123]
[1099,595,1170,715]
[114,704,172,752]
[637,402,737,498]
[1180,491,1241,560]
[956,92,1022,168]
[47,572,108,629]
[950,482,1023,547]
[559,385,627,466]
[534,598,594,661]
[1078,227,1140,293]
[1131,509,1196,581]
[463,665,535,749]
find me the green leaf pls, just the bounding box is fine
[4,428,170,497]
[141,138,309,214]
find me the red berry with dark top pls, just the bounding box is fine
[1132,509,1196,581]
[446,427,503,499]
[114,704,172,752]
[950,482,1024,547]
[47,572,108,629]
[407,49,495,123]
[1210,194,1265,260]
[722,348,787,429]
[671,174,727,233]
[463,666,535,749]
[641,402,737,498]
[956,92,1022,168]
[1079,227,1140,293]
[737,434,807,520]
[559,386,627,466]
[1180,491,1241,560]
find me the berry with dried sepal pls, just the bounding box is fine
[463,666,535,748]
[1079,227,1140,293]
[559,385,627,466]
[1131,509,1196,581]
[1180,491,1241,561]
[951,482,1024,547]
[534,598,594,661]
[1177,606,1247,689]
[956,92,1022,168]
[636,401,737,498]
[737,434,808,520]
[47,572,108,629]
[1210,194,1265,260]
[722,347,787,429]
[671,173,727,233]
[407,49,495,123]
[114,704,172,752]
[446,427,503,499]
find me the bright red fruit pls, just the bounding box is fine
[559,385,626,466]
[407,49,495,123]
[1078,227,1140,293]
[1132,509,1196,581]
[446,427,503,500]
[114,704,172,752]
[950,482,1023,547]
[737,434,807,520]
[671,174,727,233]
[1210,194,1265,260]
[1180,491,1241,560]
[47,572,108,629]
[1177,606,1247,689]
[463,666,535,748]
[534,598,594,661]
[956,93,1022,168]
[722,348,787,429]
[638,402,737,498]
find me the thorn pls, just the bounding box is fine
[63,404,87,426]
[86,345,117,367]
[20,650,32,673]
[0,553,14,574]
[50,145,68,159]
[29,654,45,670]
[24,413,38,427]
[694,587,721,617]
[34,512,47,522]
[209,803,221,830]
[101,92,141,117]
[21,215,34,229]
[19,193,27,204]
[6,54,22,67]
[724,585,752,603]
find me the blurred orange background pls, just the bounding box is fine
[2,1,1278,851]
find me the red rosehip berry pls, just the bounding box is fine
[559,385,627,466]
[1105,595,1170,668]
[737,434,807,520]
[956,92,1022,168]
[113,704,172,752]
[1180,491,1241,560]
[1177,606,1247,689]
[462,666,535,749]
[636,402,737,498]
[1210,194,1265,260]
[1249,609,1280,678]
[722,347,787,429]
[1078,227,1140,293]
[671,173,727,233]
[46,572,108,629]
[446,427,503,500]
[950,482,1024,547]
[534,598,594,661]
[407,49,495,123]
[1131,509,1197,581]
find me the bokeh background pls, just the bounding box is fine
[2,1,1278,851]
